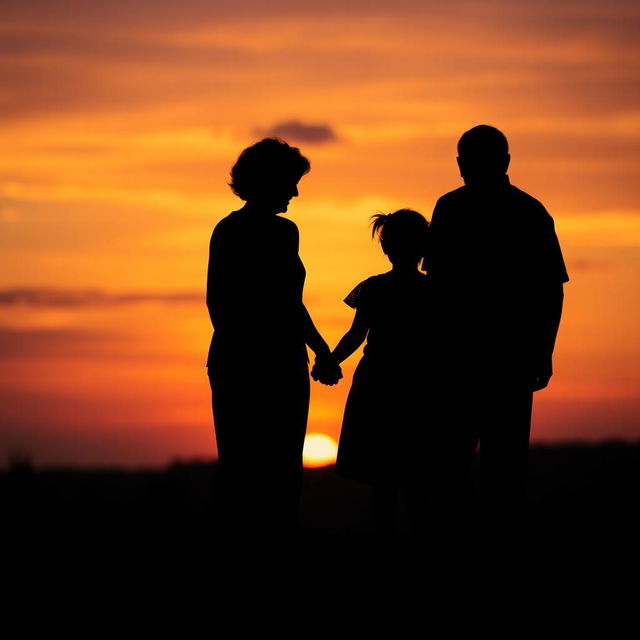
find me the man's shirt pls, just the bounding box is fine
[428,175,569,380]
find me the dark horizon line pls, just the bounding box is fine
[3,438,639,474]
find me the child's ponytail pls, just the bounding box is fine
[370,213,388,239]
[369,209,430,268]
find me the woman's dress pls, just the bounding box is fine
[206,210,310,530]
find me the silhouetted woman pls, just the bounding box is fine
[206,138,339,536]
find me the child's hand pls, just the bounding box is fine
[313,368,342,385]
[311,363,342,385]
[311,355,343,386]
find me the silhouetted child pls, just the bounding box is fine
[313,209,431,535]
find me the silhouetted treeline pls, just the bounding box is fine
[3,443,639,544]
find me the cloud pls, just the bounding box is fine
[0,288,202,307]
[568,259,611,272]
[0,327,109,357]
[256,120,338,144]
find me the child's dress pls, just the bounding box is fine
[336,271,432,485]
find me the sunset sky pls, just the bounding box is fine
[1,0,639,467]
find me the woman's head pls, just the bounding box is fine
[229,138,310,213]
[371,209,430,267]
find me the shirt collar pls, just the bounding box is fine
[464,174,511,191]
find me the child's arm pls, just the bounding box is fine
[304,304,343,385]
[332,308,369,364]
[311,309,367,385]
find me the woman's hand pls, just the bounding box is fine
[311,353,343,386]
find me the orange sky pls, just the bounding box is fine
[1,0,639,467]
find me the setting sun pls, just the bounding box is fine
[303,433,338,468]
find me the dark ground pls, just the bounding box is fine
[5,443,638,615]
[4,443,639,547]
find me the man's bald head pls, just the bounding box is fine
[457,125,510,184]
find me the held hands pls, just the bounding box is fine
[311,352,343,386]
[529,372,552,392]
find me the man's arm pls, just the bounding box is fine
[530,206,569,391]
[529,283,565,391]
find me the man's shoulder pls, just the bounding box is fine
[507,185,550,217]
[434,186,467,209]
[435,183,550,213]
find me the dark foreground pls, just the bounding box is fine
[5,443,638,616]
[4,442,639,545]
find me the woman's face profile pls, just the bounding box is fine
[256,177,300,214]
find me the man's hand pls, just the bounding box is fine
[530,373,551,392]
[529,359,553,392]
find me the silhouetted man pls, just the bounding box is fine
[428,125,569,530]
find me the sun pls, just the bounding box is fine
[303,433,338,468]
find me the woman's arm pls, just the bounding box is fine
[301,305,331,357]
[206,226,224,328]
[331,308,369,364]
[310,307,368,386]
[304,305,344,384]
[283,219,332,357]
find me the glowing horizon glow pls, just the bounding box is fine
[303,433,338,468]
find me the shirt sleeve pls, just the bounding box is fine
[344,279,370,310]
[537,210,570,284]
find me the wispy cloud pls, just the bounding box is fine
[256,120,338,144]
[0,288,202,307]
[0,327,110,357]
[567,259,611,272]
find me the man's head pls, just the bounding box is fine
[457,125,510,184]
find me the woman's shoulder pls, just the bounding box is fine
[272,215,299,239]
[273,215,298,229]
[212,210,241,235]
[212,210,297,235]
[209,216,235,255]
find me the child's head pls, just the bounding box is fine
[371,209,430,268]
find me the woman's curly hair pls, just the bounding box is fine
[229,138,311,201]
